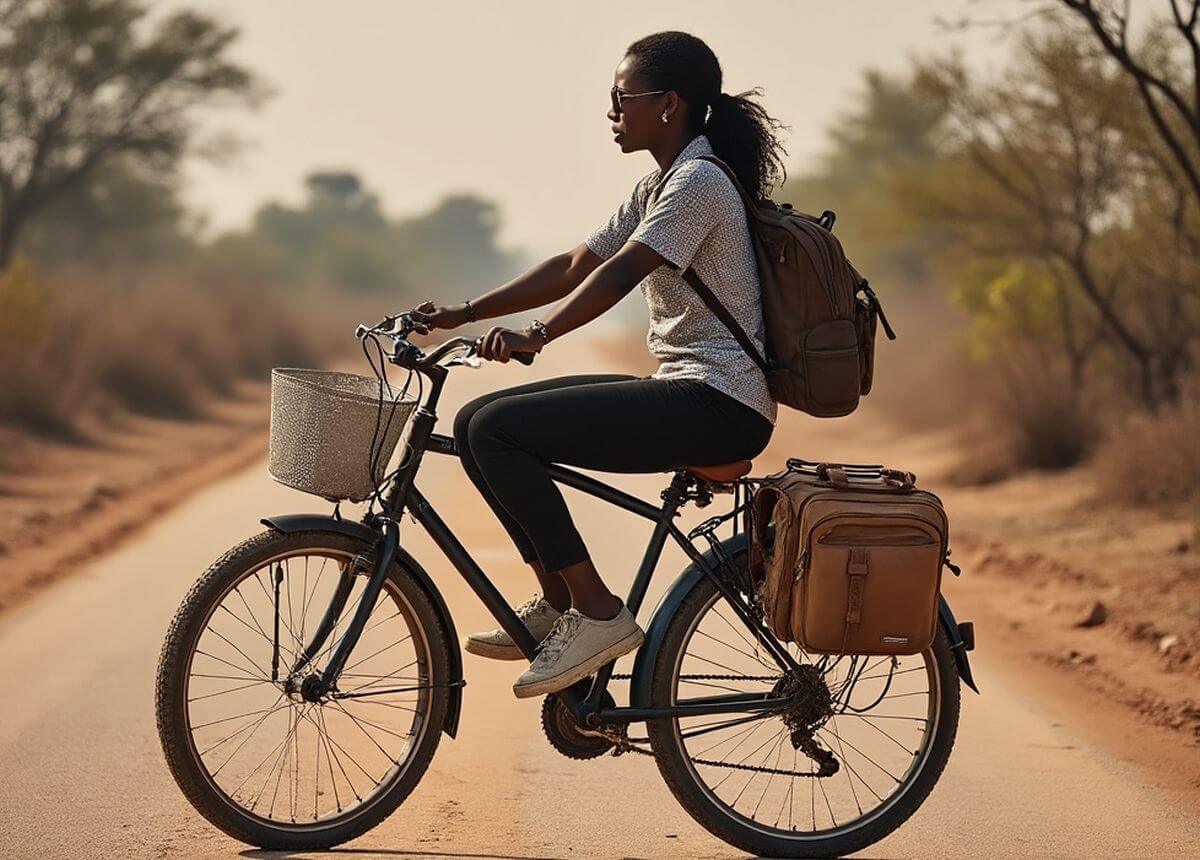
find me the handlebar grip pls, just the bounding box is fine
[512,351,536,366]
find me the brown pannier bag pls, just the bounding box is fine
[746,458,951,656]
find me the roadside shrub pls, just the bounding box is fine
[0,264,339,436]
[944,354,1101,484]
[1092,396,1200,508]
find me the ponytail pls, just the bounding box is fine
[625,31,790,200]
[704,88,789,201]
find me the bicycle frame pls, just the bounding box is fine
[293,351,802,730]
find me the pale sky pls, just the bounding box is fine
[173,1,1011,260]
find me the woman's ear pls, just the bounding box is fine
[664,91,679,121]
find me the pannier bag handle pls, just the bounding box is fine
[812,461,918,493]
[880,468,917,490]
[814,463,851,488]
[788,456,884,473]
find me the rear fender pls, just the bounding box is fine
[629,531,979,708]
[261,513,465,737]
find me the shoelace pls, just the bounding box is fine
[533,610,582,663]
[513,593,544,619]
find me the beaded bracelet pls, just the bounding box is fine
[464,299,477,322]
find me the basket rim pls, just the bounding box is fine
[271,366,418,406]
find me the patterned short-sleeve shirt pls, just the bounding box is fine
[585,133,776,425]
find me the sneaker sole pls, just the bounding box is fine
[463,636,526,661]
[512,628,645,699]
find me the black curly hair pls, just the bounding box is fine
[625,31,789,201]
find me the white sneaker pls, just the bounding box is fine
[512,604,644,699]
[464,593,563,661]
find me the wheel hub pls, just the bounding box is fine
[773,665,840,777]
[283,673,328,703]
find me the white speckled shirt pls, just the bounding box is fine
[585,133,777,425]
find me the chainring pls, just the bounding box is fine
[541,690,619,760]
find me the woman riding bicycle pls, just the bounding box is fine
[410,30,789,700]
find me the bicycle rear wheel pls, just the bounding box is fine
[155,529,451,849]
[645,562,960,858]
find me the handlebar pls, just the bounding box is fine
[356,312,536,368]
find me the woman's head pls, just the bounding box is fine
[608,31,789,200]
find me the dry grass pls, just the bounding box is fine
[0,261,345,444]
[1092,396,1200,509]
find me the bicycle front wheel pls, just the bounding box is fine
[155,529,451,850]
[645,565,960,858]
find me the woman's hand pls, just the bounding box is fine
[409,299,473,331]
[477,326,544,363]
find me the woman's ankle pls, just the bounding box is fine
[530,561,571,612]
[576,593,623,622]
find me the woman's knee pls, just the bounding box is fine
[452,391,495,454]
[466,398,523,459]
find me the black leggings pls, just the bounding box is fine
[452,374,773,573]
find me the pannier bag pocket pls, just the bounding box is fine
[794,520,943,655]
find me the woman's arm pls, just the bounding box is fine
[417,243,604,329]
[477,240,666,361]
[472,243,602,318]
[538,241,663,340]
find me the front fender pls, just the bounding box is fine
[261,513,465,737]
[629,532,979,708]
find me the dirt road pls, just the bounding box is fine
[1,338,1198,859]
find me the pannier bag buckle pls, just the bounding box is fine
[845,547,869,625]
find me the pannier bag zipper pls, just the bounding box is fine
[817,531,937,546]
[794,550,809,582]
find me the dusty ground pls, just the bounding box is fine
[0,381,272,613]
[0,333,1198,858]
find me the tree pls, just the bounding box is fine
[913,24,1198,407]
[0,0,259,269]
[1052,0,1200,209]
[209,171,528,294]
[779,69,954,287]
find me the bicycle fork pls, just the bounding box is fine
[282,518,400,698]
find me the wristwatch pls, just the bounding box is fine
[527,319,551,346]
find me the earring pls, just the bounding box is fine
[661,111,669,123]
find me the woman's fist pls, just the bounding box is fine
[477,326,543,363]
[409,299,473,331]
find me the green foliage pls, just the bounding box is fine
[209,171,526,295]
[21,157,194,266]
[951,259,1063,362]
[0,0,260,267]
[0,256,50,348]
[779,69,953,286]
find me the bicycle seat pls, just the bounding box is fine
[680,460,752,483]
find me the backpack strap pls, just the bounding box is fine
[646,149,771,374]
[681,268,770,373]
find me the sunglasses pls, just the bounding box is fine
[610,86,666,115]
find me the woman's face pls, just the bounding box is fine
[609,54,671,154]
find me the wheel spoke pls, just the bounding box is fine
[177,546,434,827]
[664,576,946,844]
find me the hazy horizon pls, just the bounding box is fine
[172,1,1012,262]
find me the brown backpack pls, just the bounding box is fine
[662,154,896,418]
[746,458,953,655]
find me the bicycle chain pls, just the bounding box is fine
[599,672,825,777]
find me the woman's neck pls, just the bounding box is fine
[650,130,702,173]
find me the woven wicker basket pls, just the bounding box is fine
[268,368,417,502]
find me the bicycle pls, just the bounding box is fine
[154,311,980,858]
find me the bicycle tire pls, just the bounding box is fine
[155,529,451,850]
[645,563,960,858]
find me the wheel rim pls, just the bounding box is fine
[667,586,941,842]
[179,546,436,829]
